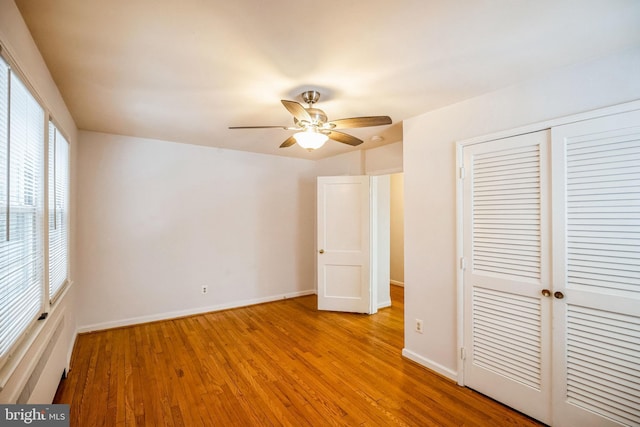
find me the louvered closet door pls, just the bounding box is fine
[551,109,640,427]
[462,130,552,424]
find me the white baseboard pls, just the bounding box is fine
[402,348,457,381]
[390,280,404,287]
[66,330,77,373]
[77,289,316,333]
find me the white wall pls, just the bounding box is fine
[0,0,78,403]
[390,173,404,286]
[315,150,364,176]
[316,142,403,176]
[76,131,317,330]
[402,47,640,378]
[75,134,401,330]
[365,142,403,175]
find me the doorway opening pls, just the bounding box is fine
[388,172,405,325]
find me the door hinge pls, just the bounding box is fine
[460,257,466,270]
[459,167,465,179]
[460,347,466,360]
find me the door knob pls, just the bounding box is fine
[319,249,325,254]
[541,289,551,297]
[554,291,564,299]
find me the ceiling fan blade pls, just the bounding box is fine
[281,100,312,122]
[330,116,392,129]
[228,125,289,129]
[279,136,297,148]
[328,131,363,146]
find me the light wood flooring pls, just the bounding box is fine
[54,286,543,426]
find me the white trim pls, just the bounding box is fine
[455,144,465,386]
[0,281,73,392]
[454,98,640,388]
[390,280,404,287]
[65,330,77,373]
[366,167,403,176]
[457,99,640,148]
[77,289,316,333]
[0,40,73,142]
[402,348,457,381]
[369,176,379,315]
[1,312,64,401]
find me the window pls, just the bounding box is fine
[0,50,70,372]
[0,55,45,365]
[48,122,69,301]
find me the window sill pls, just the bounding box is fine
[0,280,74,394]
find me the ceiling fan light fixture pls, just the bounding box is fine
[294,130,328,150]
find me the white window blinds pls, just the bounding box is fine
[0,56,45,362]
[0,59,6,239]
[48,122,69,301]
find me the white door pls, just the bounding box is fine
[317,176,374,314]
[462,131,552,424]
[551,110,640,427]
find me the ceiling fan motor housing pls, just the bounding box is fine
[295,107,328,127]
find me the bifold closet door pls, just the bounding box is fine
[462,130,552,425]
[462,108,640,426]
[551,109,640,427]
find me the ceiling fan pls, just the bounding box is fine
[229,90,392,151]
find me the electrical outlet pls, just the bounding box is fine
[415,319,424,334]
[201,285,208,295]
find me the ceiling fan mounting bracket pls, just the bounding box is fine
[301,90,321,106]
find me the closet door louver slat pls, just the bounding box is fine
[472,287,542,390]
[566,133,640,297]
[472,143,541,280]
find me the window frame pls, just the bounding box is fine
[48,121,70,304]
[0,43,72,377]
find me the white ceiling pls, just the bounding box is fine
[15,0,640,159]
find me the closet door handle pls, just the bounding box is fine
[541,289,551,297]
[319,249,325,254]
[554,291,564,299]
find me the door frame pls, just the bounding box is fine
[455,99,640,387]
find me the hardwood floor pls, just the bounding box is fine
[55,286,543,426]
